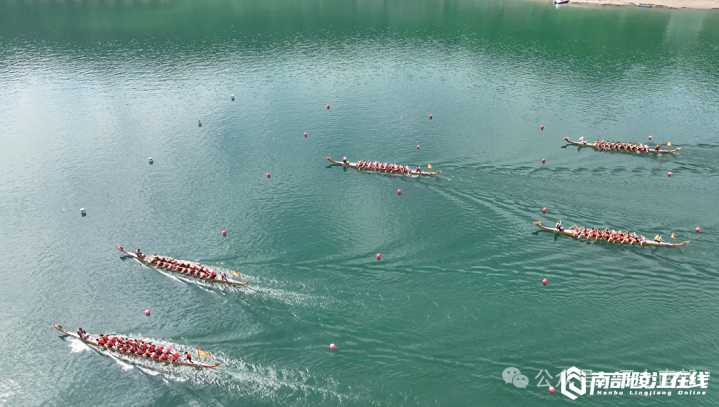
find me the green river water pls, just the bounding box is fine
[1,0,718,405]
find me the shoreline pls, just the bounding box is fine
[552,0,719,9]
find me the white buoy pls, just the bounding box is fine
[80,208,86,215]
[231,94,235,101]
[148,157,153,164]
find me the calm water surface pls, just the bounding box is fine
[1,0,718,405]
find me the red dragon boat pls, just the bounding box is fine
[116,246,249,287]
[564,138,681,154]
[326,157,441,176]
[52,324,220,368]
[534,222,689,247]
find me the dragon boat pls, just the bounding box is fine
[326,157,441,176]
[534,222,690,247]
[52,324,220,368]
[116,246,249,287]
[564,138,681,154]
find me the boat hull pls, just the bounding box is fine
[326,157,441,176]
[52,324,220,368]
[564,138,681,154]
[116,246,249,287]
[534,223,689,247]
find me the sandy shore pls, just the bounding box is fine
[557,0,719,9]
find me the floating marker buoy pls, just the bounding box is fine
[326,104,330,109]
[542,279,548,285]
[417,145,420,149]
[222,230,227,236]
[330,343,336,350]
[148,157,153,164]
[542,207,547,213]
[429,114,433,120]
[549,386,555,394]
[304,132,307,137]
[266,173,271,178]
[80,208,86,216]
[695,227,701,233]
[542,158,546,164]
[648,135,652,140]
[376,253,381,260]
[667,172,672,177]
[231,94,235,101]
[397,189,402,195]
[145,309,151,316]
[540,125,544,130]
[198,120,202,127]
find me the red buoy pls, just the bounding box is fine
[542,207,547,213]
[417,145,420,149]
[648,135,653,140]
[304,132,307,137]
[429,114,433,120]
[542,279,548,285]
[542,158,546,164]
[326,104,330,109]
[540,125,544,130]
[397,189,402,195]
[667,172,672,177]
[330,343,336,350]
[376,253,381,260]
[695,227,701,233]
[267,173,271,178]
[549,386,555,394]
[222,230,227,236]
